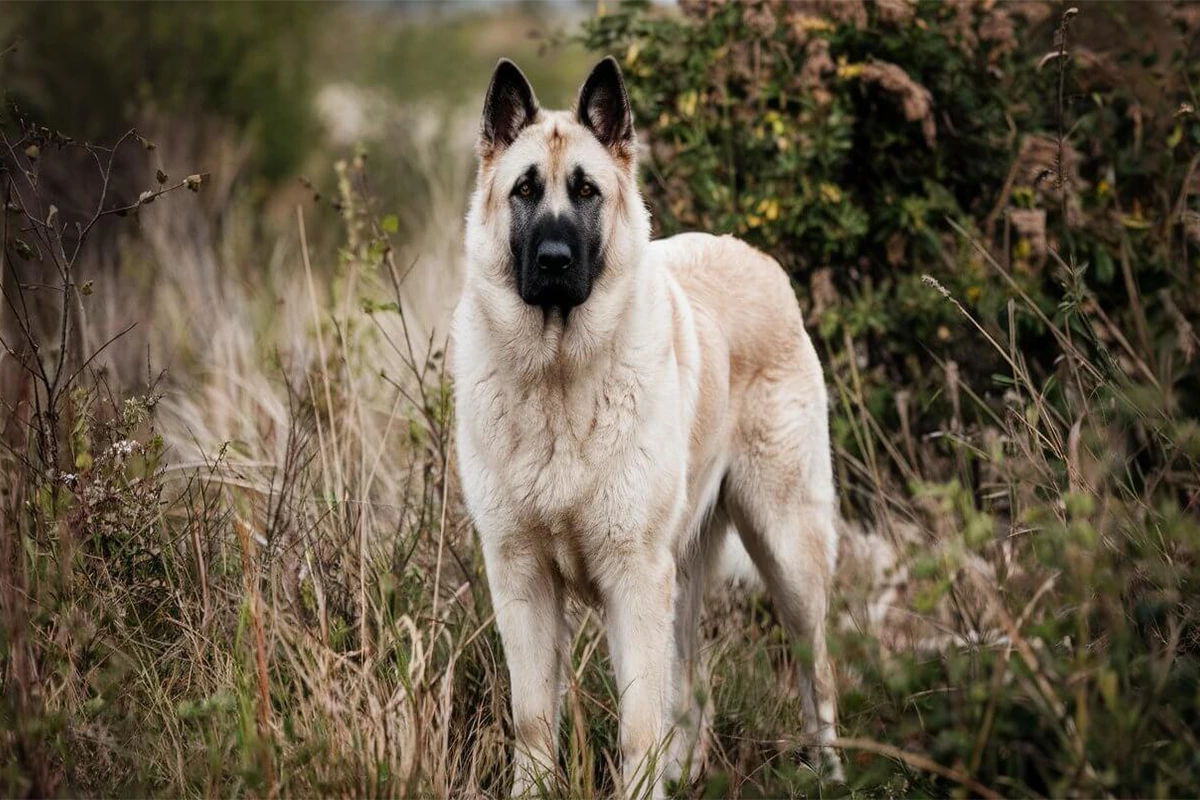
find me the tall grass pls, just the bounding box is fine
[3,20,1200,800]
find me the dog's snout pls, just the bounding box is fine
[536,240,573,272]
[514,213,592,309]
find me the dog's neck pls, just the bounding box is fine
[462,237,662,387]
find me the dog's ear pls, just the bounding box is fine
[480,59,539,157]
[577,56,635,157]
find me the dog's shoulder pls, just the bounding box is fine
[650,233,809,373]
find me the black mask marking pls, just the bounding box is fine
[509,165,604,316]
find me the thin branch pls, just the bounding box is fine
[832,737,1003,800]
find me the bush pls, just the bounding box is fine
[582,0,1200,461]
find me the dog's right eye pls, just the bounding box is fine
[516,181,533,198]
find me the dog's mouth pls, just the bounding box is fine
[517,271,594,315]
[540,304,572,328]
[520,281,590,316]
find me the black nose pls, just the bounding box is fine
[536,240,572,272]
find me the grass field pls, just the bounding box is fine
[2,3,1199,798]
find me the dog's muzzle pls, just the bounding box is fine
[516,218,596,312]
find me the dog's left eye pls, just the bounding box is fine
[577,182,596,199]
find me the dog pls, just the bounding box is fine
[452,56,842,798]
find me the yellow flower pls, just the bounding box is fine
[746,214,763,229]
[625,43,640,66]
[1096,178,1111,198]
[793,15,833,32]
[677,91,698,119]
[757,198,781,221]
[819,183,843,204]
[837,57,864,79]
[966,286,982,304]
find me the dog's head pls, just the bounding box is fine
[466,57,648,316]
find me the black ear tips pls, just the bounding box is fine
[481,58,539,154]
[578,55,635,153]
[593,55,622,77]
[491,57,523,83]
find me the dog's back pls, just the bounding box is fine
[651,231,836,579]
[655,231,837,565]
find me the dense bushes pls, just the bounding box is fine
[582,0,1200,453]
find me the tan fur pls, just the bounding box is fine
[454,62,842,798]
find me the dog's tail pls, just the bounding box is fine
[712,527,765,592]
[713,516,850,593]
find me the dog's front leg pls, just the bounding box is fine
[484,541,565,797]
[605,552,675,800]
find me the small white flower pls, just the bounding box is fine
[109,439,141,458]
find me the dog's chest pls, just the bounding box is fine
[468,361,664,527]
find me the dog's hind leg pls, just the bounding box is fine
[724,386,844,781]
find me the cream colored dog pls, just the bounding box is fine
[452,57,842,798]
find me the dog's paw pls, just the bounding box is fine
[664,722,711,786]
[808,748,846,786]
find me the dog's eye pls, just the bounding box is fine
[578,182,596,198]
[517,181,533,198]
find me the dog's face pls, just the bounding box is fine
[474,57,639,314]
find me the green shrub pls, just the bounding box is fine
[581,0,1200,459]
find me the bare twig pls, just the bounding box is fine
[832,737,1003,799]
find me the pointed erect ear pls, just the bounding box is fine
[480,59,539,156]
[577,56,635,155]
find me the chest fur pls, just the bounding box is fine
[467,361,654,516]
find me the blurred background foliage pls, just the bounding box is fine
[2,2,321,182]
[0,1,591,238]
[2,1,1200,798]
